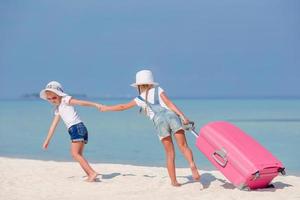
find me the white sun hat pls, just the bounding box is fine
[130,70,159,87]
[40,81,68,100]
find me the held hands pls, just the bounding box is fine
[96,103,103,111]
[97,104,109,112]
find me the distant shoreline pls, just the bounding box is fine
[1,96,300,101]
[0,93,300,101]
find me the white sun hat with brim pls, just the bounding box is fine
[40,81,68,100]
[130,70,159,87]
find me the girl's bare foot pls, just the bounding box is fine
[86,172,98,182]
[171,181,182,187]
[191,164,200,181]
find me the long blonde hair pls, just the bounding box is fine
[137,84,154,114]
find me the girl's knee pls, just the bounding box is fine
[71,152,81,161]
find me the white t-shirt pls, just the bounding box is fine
[54,96,82,129]
[134,87,170,119]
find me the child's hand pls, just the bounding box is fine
[42,140,49,150]
[96,104,108,112]
[96,103,103,111]
[181,116,190,125]
[99,105,109,112]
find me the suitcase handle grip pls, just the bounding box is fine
[212,148,228,167]
[184,121,199,137]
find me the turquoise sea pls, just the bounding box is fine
[0,99,299,175]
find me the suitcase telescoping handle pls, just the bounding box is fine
[185,121,199,138]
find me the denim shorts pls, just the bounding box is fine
[68,122,88,144]
[153,110,184,140]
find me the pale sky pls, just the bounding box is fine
[1,0,299,99]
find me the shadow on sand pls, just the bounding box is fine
[179,172,293,191]
[100,172,136,180]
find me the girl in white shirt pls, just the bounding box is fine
[40,81,102,182]
[100,70,200,187]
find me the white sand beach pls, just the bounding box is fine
[0,157,299,200]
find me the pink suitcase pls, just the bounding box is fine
[189,121,285,190]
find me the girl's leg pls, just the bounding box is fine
[161,136,181,187]
[76,143,89,175]
[71,142,97,182]
[174,130,200,181]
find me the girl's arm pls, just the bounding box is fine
[160,92,190,124]
[100,100,137,112]
[69,98,102,111]
[42,115,61,149]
